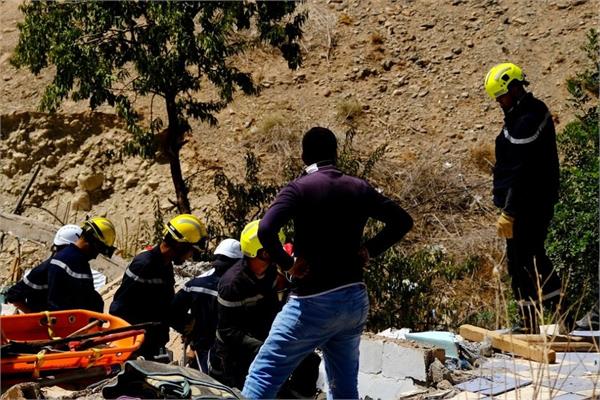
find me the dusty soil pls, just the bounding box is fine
[0,0,596,326]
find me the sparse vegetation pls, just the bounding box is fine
[336,97,363,122]
[547,29,599,315]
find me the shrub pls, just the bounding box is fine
[547,29,599,314]
[364,245,480,332]
[211,152,279,241]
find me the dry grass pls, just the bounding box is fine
[338,13,353,25]
[244,112,301,158]
[469,141,495,173]
[370,31,385,45]
[335,98,363,122]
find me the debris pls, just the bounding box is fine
[459,324,556,363]
[405,331,461,359]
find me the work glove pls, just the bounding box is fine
[496,212,514,239]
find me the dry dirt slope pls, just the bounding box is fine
[0,0,596,319]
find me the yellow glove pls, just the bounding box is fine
[496,212,514,239]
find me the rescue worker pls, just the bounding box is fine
[484,63,564,333]
[110,214,207,360]
[242,127,413,399]
[208,220,283,389]
[47,217,116,312]
[5,224,82,313]
[170,238,243,372]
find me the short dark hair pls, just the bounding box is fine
[302,127,337,165]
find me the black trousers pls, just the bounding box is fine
[506,209,563,327]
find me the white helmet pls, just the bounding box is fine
[53,224,82,247]
[214,238,242,259]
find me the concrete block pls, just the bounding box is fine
[382,340,429,381]
[359,336,384,374]
[358,372,416,400]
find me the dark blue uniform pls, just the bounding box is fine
[110,246,175,358]
[170,256,238,371]
[209,259,280,388]
[5,259,51,312]
[47,244,103,312]
[493,92,561,308]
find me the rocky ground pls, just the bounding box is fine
[0,0,596,322]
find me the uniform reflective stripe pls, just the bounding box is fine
[503,112,550,145]
[50,259,92,280]
[23,275,48,290]
[125,267,164,284]
[217,294,264,307]
[184,286,218,297]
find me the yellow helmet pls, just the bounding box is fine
[82,217,116,257]
[240,220,285,258]
[164,214,208,251]
[484,63,526,99]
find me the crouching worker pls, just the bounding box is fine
[208,220,283,389]
[46,217,116,313]
[170,238,243,372]
[5,224,82,313]
[110,214,207,361]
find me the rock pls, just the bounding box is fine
[452,47,462,55]
[429,359,453,384]
[381,59,394,71]
[461,92,469,98]
[72,191,91,211]
[322,88,332,97]
[418,90,429,97]
[147,179,160,190]
[378,84,387,93]
[420,22,436,30]
[443,53,454,60]
[124,175,140,189]
[437,379,454,390]
[78,172,104,191]
[392,89,403,96]
[466,40,474,48]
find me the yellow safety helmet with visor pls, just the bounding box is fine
[82,217,117,257]
[484,62,526,99]
[164,214,208,252]
[240,220,285,258]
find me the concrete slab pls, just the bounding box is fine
[381,340,428,381]
[359,336,383,374]
[357,373,416,400]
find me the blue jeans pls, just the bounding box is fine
[242,284,369,399]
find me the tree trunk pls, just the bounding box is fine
[165,96,191,214]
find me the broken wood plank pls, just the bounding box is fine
[459,324,556,364]
[545,341,598,352]
[511,334,591,343]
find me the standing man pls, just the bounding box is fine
[47,217,116,313]
[484,63,563,333]
[6,224,82,313]
[242,127,413,399]
[110,214,207,360]
[170,238,243,372]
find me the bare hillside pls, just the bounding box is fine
[0,0,596,322]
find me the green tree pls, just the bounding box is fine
[547,29,599,313]
[11,1,305,213]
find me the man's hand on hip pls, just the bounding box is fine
[496,212,514,239]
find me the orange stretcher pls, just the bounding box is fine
[0,310,144,376]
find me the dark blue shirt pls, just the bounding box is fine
[47,244,103,312]
[259,165,413,296]
[5,258,51,312]
[110,246,175,355]
[493,92,560,216]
